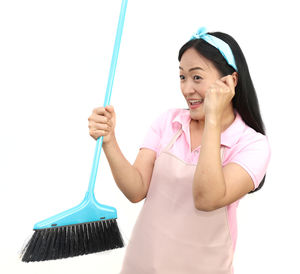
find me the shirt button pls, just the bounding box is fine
[194,150,199,154]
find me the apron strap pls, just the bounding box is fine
[163,127,183,152]
[221,146,225,162]
[163,126,226,162]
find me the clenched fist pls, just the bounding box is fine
[88,105,116,144]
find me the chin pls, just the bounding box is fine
[189,109,205,121]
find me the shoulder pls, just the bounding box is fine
[151,107,187,132]
[226,119,272,175]
[225,119,271,190]
[226,112,271,154]
[139,108,187,156]
[236,125,271,154]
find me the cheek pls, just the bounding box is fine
[180,81,209,97]
[196,85,208,98]
[201,81,213,96]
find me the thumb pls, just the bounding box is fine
[105,105,115,118]
[220,75,229,83]
[220,75,234,90]
[105,105,115,115]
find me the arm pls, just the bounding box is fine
[192,119,226,211]
[192,119,254,211]
[193,75,255,211]
[103,136,156,203]
[88,105,156,203]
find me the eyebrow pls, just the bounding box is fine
[179,66,204,72]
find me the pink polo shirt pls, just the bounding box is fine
[139,107,271,253]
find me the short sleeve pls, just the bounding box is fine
[229,134,272,190]
[139,109,170,155]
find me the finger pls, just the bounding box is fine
[215,79,230,92]
[105,105,114,119]
[107,119,113,127]
[105,105,114,114]
[92,122,110,131]
[94,107,106,115]
[207,83,218,92]
[220,75,234,91]
[90,114,108,124]
[90,129,108,138]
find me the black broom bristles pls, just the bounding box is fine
[21,218,124,262]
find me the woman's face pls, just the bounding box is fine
[179,47,223,122]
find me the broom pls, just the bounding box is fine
[20,0,128,262]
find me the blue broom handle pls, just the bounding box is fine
[87,0,128,198]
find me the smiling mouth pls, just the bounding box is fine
[189,100,203,105]
[188,99,204,108]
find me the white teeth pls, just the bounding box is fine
[189,99,203,105]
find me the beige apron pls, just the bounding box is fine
[120,126,234,274]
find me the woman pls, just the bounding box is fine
[88,27,271,274]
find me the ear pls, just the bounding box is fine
[232,72,238,87]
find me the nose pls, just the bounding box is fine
[181,79,197,96]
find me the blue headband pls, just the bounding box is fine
[190,27,238,71]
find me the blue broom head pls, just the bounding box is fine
[20,193,123,262]
[33,192,118,229]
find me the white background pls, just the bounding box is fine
[0,0,299,273]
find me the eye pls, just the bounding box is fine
[179,75,185,80]
[193,75,202,80]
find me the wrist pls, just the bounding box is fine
[103,134,117,150]
[205,115,222,128]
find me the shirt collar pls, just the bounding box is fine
[172,108,246,148]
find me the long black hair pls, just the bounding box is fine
[178,32,267,194]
